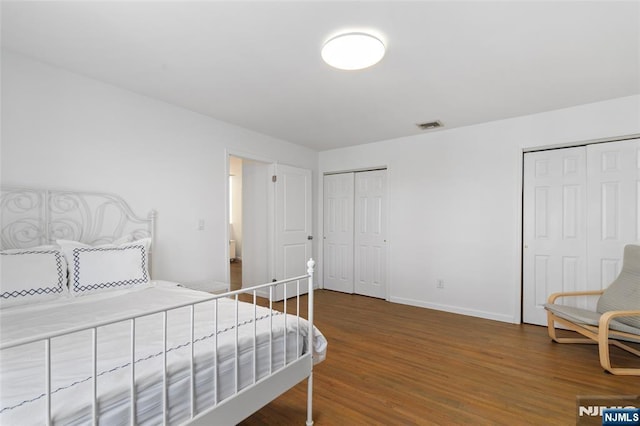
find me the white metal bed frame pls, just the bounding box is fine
[0,187,317,425]
[0,187,156,247]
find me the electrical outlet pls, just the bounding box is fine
[437,279,444,289]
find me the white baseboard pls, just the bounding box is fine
[389,296,517,324]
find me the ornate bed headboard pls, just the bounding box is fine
[0,187,155,250]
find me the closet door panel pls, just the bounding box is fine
[586,139,640,302]
[323,173,355,293]
[354,170,387,299]
[523,147,587,325]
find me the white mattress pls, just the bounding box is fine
[0,281,327,425]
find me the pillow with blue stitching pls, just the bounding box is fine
[58,238,151,297]
[0,246,68,308]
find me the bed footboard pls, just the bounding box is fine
[184,258,318,426]
[0,260,319,426]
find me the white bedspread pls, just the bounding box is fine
[0,281,327,425]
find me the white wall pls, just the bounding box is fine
[319,95,640,323]
[1,50,318,288]
[3,49,638,324]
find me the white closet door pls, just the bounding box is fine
[323,173,355,293]
[273,164,312,301]
[354,170,387,299]
[522,138,640,325]
[523,147,588,325]
[586,139,640,307]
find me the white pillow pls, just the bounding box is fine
[58,238,151,297]
[1,246,68,308]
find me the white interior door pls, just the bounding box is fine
[323,173,355,293]
[523,147,587,325]
[586,139,640,306]
[353,170,387,299]
[273,163,312,301]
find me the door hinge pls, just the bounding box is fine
[272,175,277,183]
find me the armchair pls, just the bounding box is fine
[544,244,640,375]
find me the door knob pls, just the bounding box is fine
[307,235,313,240]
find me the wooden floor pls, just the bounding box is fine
[230,259,242,291]
[239,289,639,425]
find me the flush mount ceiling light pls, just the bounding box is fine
[321,32,385,70]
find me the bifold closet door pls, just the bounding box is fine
[354,170,387,299]
[323,173,355,293]
[522,138,639,325]
[586,139,640,308]
[523,147,588,325]
[323,169,387,298]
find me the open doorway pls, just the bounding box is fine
[229,155,243,290]
[228,155,271,291]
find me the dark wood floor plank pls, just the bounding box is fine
[239,290,639,425]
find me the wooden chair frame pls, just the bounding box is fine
[546,290,640,376]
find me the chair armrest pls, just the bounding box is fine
[599,310,640,328]
[547,290,604,304]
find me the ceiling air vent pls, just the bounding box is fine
[416,120,443,130]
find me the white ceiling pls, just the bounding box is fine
[2,1,639,151]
